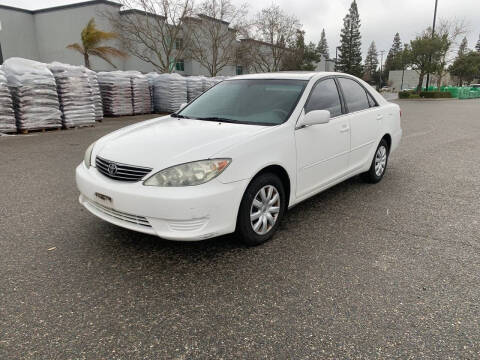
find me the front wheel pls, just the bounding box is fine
[362,139,389,183]
[236,173,286,246]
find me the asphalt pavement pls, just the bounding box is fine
[1,99,479,359]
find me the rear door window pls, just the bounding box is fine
[338,78,370,113]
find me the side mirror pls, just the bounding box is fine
[297,110,330,129]
[178,103,187,111]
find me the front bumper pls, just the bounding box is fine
[76,163,249,241]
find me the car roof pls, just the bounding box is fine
[228,72,339,81]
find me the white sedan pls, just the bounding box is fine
[76,72,402,245]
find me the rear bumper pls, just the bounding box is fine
[76,163,248,241]
[391,128,402,153]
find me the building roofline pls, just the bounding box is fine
[120,8,166,20]
[0,0,121,15]
[0,4,34,14]
[240,37,286,49]
[197,13,230,26]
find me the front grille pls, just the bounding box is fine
[95,156,152,182]
[87,200,151,228]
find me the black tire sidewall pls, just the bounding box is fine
[367,139,389,183]
[236,173,286,246]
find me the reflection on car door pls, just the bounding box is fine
[337,77,382,172]
[295,78,351,199]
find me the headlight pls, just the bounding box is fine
[143,159,231,187]
[83,141,96,168]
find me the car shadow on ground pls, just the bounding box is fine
[96,175,369,261]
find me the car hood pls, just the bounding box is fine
[93,116,267,170]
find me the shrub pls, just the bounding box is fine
[419,91,452,98]
[398,91,411,99]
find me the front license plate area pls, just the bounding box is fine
[94,192,113,207]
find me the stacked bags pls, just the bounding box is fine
[0,69,16,133]
[98,71,133,116]
[186,76,206,102]
[3,57,62,132]
[146,72,159,113]
[153,73,187,113]
[48,62,95,128]
[127,71,152,115]
[85,68,103,121]
[204,76,226,91]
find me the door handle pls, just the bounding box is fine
[339,125,350,133]
[376,114,384,120]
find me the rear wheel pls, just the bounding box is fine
[236,173,286,246]
[362,139,389,183]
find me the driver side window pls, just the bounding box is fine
[304,78,342,117]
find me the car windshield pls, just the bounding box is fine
[178,79,308,125]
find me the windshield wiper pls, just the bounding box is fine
[195,116,237,123]
[171,113,190,119]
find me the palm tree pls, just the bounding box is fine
[66,18,126,69]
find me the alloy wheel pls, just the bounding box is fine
[375,145,387,177]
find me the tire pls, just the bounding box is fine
[362,139,389,183]
[236,173,286,246]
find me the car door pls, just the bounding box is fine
[337,77,382,172]
[295,77,350,198]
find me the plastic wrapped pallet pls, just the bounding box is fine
[85,68,103,121]
[3,57,62,132]
[0,69,16,133]
[126,71,152,115]
[153,73,187,113]
[204,76,224,91]
[186,76,206,102]
[48,62,95,128]
[98,71,133,116]
[146,72,159,113]
[204,77,217,91]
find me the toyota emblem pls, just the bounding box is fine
[107,163,118,175]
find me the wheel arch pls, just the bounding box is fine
[381,133,392,153]
[250,164,292,208]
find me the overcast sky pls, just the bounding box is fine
[2,0,480,59]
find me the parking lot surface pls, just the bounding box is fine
[1,99,479,359]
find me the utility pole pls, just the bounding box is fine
[425,0,439,91]
[379,50,385,89]
[335,46,341,72]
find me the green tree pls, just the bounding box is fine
[449,51,480,85]
[457,37,468,57]
[363,41,378,84]
[337,0,362,77]
[476,34,480,52]
[282,30,319,70]
[383,32,403,80]
[406,31,449,93]
[316,28,329,59]
[66,18,126,69]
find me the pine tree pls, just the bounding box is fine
[476,34,480,52]
[384,33,403,71]
[383,32,403,81]
[392,32,402,55]
[337,0,362,77]
[317,29,330,59]
[457,37,468,57]
[363,41,378,83]
[281,30,320,71]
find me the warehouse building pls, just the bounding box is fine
[0,0,331,76]
[0,0,255,75]
[388,69,453,91]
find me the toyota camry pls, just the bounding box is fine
[76,72,402,245]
